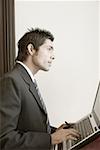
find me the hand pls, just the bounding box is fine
[56,122,75,131]
[63,121,75,129]
[51,128,80,145]
[56,123,66,131]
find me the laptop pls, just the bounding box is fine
[63,82,100,150]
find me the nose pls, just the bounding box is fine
[51,53,55,60]
[51,55,55,60]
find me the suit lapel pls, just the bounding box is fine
[15,63,47,114]
[29,82,47,114]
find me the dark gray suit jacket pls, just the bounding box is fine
[0,63,55,150]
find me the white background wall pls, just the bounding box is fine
[15,0,99,127]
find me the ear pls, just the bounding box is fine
[27,43,36,56]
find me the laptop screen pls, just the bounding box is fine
[93,82,100,124]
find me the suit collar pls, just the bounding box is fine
[16,61,35,83]
[15,63,47,114]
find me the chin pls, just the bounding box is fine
[44,68,50,71]
[42,67,50,72]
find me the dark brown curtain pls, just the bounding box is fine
[0,0,15,77]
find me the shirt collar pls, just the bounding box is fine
[16,61,35,83]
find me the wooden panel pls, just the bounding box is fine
[0,0,15,77]
[0,0,4,77]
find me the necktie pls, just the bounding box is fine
[34,79,51,133]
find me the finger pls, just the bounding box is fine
[64,128,79,134]
[65,129,80,138]
[66,135,78,141]
[69,128,80,135]
[69,131,80,138]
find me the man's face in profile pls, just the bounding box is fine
[32,39,55,71]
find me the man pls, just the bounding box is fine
[0,28,79,150]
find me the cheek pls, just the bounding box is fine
[35,50,50,65]
[40,53,49,62]
[36,55,46,65]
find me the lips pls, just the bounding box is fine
[48,61,52,64]
[48,62,52,66]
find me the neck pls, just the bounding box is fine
[23,60,39,76]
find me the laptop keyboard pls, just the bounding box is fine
[71,117,94,146]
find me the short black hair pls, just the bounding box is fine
[16,28,54,62]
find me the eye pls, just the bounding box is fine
[47,46,54,51]
[48,48,51,51]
